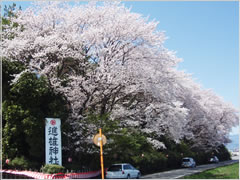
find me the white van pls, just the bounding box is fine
[106,163,141,179]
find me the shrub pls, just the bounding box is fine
[166,151,182,169]
[194,151,210,165]
[133,152,167,175]
[9,156,30,170]
[41,164,65,174]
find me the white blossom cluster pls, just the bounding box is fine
[2,1,238,151]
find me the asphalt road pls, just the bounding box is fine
[141,156,239,179]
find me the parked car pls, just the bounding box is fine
[181,157,196,168]
[209,156,219,163]
[106,163,141,179]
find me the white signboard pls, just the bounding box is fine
[45,118,62,166]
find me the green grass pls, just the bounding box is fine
[182,163,239,179]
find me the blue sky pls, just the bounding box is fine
[2,1,239,135]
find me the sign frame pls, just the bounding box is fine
[45,118,62,166]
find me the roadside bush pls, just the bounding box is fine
[166,151,182,169]
[135,152,167,175]
[194,151,211,165]
[9,156,30,170]
[41,164,65,174]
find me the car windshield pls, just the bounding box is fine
[108,165,122,171]
[182,159,190,162]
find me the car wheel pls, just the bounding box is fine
[137,173,141,179]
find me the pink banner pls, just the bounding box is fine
[1,169,103,179]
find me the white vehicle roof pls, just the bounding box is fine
[183,157,192,159]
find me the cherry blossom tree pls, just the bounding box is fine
[2,1,238,152]
[173,74,239,150]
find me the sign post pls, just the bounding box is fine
[99,128,104,179]
[93,129,107,179]
[45,118,62,166]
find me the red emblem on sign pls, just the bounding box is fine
[50,120,56,126]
